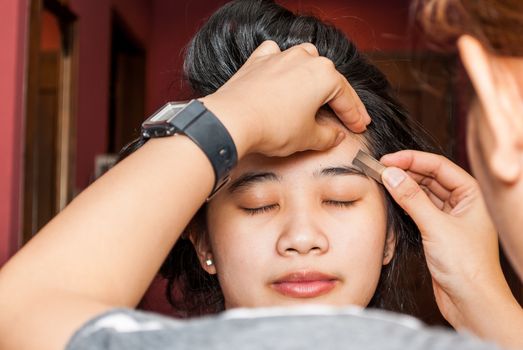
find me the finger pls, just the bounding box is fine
[283,42,320,57]
[407,170,451,203]
[380,150,474,192]
[244,40,281,64]
[230,40,281,85]
[284,44,371,133]
[381,167,442,233]
[326,74,371,133]
[420,185,446,210]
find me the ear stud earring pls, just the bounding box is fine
[205,258,214,266]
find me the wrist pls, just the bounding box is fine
[199,94,259,160]
[460,287,523,349]
[142,99,237,198]
[451,273,520,334]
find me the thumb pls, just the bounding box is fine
[381,167,441,234]
[245,40,281,64]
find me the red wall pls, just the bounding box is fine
[147,0,228,112]
[0,0,28,266]
[69,0,111,190]
[70,0,151,190]
[284,0,411,51]
[147,0,411,112]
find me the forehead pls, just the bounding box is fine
[231,131,367,178]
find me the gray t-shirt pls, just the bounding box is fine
[66,305,501,350]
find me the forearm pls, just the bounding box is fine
[0,135,216,349]
[479,296,523,350]
[454,276,523,350]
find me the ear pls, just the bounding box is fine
[382,229,396,266]
[458,35,523,184]
[188,230,217,275]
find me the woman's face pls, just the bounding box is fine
[195,133,394,309]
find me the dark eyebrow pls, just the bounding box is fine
[228,166,366,194]
[228,172,280,193]
[315,165,368,178]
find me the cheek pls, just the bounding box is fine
[331,186,388,239]
[206,207,275,307]
[330,199,388,263]
[207,205,271,257]
[332,208,387,260]
[322,195,389,306]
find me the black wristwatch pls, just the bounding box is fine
[141,99,238,199]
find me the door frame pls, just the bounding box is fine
[23,0,77,242]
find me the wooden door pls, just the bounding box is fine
[23,0,77,241]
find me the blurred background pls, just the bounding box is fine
[1,0,520,325]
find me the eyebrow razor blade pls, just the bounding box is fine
[352,149,386,184]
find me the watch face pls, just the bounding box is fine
[141,101,189,138]
[148,101,188,123]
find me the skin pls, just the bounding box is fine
[380,150,522,348]
[458,36,523,280]
[192,132,394,309]
[379,36,523,349]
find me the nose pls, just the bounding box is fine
[276,210,329,256]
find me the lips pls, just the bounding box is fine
[271,271,339,298]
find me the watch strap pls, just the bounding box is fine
[175,99,238,199]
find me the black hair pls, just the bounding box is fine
[124,0,439,317]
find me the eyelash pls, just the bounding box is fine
[242,200,356,215]
[323,200,356,208]
[242,204,279,215]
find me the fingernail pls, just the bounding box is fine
[382,167,406,188]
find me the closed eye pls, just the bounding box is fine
[323,200,356,208]
[241,204,279,215]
